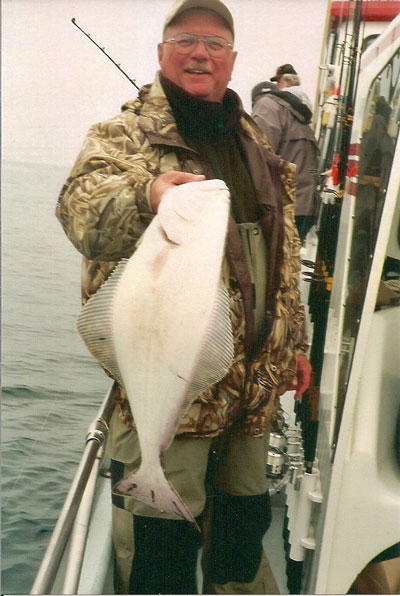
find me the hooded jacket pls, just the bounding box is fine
[56,73,308,440]
[252,88,319,217]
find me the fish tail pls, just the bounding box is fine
[112,466,200,532]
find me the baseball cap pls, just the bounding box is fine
[163,0,234,38]
[270,64,297,82]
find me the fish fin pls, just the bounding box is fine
[187,280,234,396]
[166,281,234,445]
[112,466,200,532]
[76,260,129,385]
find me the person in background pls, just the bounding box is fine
[271,62,300,90]
[56,2,311,593]
[252,65,320,243]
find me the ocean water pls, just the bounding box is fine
[1,161,110,594]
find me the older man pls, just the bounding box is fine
[270,63,300,89]
[56,0,311,593]
[252,66,320,242]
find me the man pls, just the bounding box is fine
[56,1,311,593]
[252,66,320,242]
[270,63,301,89]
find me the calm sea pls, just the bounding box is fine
[1,161,110,594]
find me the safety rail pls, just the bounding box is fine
[30,382,116,595]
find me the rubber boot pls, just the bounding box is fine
[129,515,202,594]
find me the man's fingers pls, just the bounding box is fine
[166,171,205,184]
[150,171,205,212]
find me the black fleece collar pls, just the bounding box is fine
[264,88,312,123]
[160,73,243,142]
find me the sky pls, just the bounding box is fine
[2,0,329,167]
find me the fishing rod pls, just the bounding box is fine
[71,18,140,91]
[300,0,364,468]
[283,5,365,594]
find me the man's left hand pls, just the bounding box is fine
[289,353,312,399]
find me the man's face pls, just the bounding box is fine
[158,9,237,103]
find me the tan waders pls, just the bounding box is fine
[108,411,280,594]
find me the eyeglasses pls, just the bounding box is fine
[163,33,233,58]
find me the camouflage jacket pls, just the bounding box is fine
[56,73,308,439]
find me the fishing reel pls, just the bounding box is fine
[266,424,305,494]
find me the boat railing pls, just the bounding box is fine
[30,382,116,595]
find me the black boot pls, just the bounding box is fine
[204,491,272,585]
[129,515,202,594]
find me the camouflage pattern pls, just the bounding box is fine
[56,72,308,439]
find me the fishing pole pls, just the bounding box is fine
[71,18,140,91]
[292,0,364,480]
[284,8,365,592]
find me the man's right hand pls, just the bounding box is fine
[150,171,205,213]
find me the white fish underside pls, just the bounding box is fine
[77,179,234,529]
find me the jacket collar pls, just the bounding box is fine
[255,89,312,123]
[121,72,191,149]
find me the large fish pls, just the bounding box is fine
[77,179,234,529]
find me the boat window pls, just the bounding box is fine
[361,34,379,53]
[333,48,400,447]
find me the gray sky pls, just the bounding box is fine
[2,0,329,167]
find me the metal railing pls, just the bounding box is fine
[31,382,116,595]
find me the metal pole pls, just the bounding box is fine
[312,0,332,130]
[61,446,104,594]
[30,383,116,595]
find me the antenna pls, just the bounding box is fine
[71,18,140,91]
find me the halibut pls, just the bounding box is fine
[77,179,234,528]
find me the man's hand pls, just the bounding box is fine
[150,171,206,213]
[289,353,312,399]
